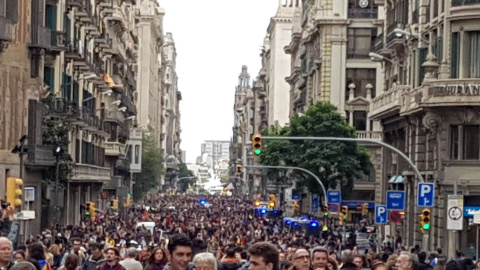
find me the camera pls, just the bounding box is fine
[1,201,10,209]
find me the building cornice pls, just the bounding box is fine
[284,32,302,54]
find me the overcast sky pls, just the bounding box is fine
[159,0,279,163]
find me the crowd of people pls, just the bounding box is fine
[0,194,475,270]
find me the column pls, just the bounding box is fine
[366,112,371,131]
[349,110,354,126]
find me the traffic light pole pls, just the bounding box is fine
[244,165,327,205]
[262,136,425,183]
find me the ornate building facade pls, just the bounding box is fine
[370,0,480,256]
[0,0,182,234]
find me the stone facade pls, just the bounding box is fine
[0,0,181,233]
[370,0,480,256]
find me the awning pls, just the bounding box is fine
[389,175,405,183]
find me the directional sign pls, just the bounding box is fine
[292,194,301,200]
[447,195,464,230]
[386,191,406,210]
[417,183,435,207]
[375,205,387,224]
[327,190,341,203]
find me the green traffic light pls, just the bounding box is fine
[85,211,90,216]
[423,223,431,230]
[343,215,347,220]
[254,149,262,155]
[323,212,328,216]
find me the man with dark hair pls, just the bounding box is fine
[247,241,278,270]
[311,247,329,270]
[82,242,106,270]
[165,234,193,270]
[219,248,239,270]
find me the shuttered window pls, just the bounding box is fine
[451,32,460,78]
[418,48,428,86]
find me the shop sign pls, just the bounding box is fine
[428,82,480,97]
[464,206,480,218]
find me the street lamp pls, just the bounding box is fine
[369,52,393,63]
[393,28,430,45]
[52,146,63,227]
[11,135,28,179]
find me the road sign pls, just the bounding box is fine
[386,190,406,210]
[375,205,387,224]
[292,194,301,200]
[447,195,464,230]
[329,203,340,213]
[417,183,435,207]
[327,190,341,203]
[389,210,402,223]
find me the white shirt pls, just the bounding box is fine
[120,258,143,270]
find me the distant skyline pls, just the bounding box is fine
[159,0,279,163]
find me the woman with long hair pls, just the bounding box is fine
[58,255,79,270]
[144,247,167,270]
[27,243,51,270]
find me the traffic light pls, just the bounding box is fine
[110,199,118,210]
[87,202,96,220]
[341,205,349,221]
[85,202,91,216]
[235,164,243,175]
[269,194,276,209]
[6,177,23,208]
[124,193,132,207]
[321,205,329,216]
[252,134,263,156]
[419,208,431,232]
[254,200,260,207]
[362,203,369,216]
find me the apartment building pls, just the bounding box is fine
[370,0,480,256]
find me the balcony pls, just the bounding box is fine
[95,32,112,49]
[452,0,480,6]
[105,141,126,156]
[106,6,127,30]
[50,31,66,51]
[30,26,52,49]
[130,128,142,140]
[66,0,82,11]
[373,33,384,53]
[104,108,124,123]
[370,85,410,120]
[72,164,111,182]
[401,79,480,115]
[356,131,382,140]
[64,39,83,61]
[0,16,13,50]
[115,157,130,172]
[386,24,405,50]
[74,0,92,22]
[25,145,55,168]
[347,7,378,19]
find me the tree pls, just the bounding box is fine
[259,101,370,197]
[133,132,164,199]
[178,161,195,192]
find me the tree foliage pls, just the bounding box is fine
[41,94,75,183]
[133,132,164,200]
[178,161,195,192]
[259,101,370,196]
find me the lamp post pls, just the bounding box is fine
[52,146,63,227]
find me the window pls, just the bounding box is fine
[347,28,376,58]
[451,32,460,79]
[347,0,378,19]
[451,125,480,160]
[418,47,428,86]
[44,66,55,91]
[0,0,18,22]
[45,4,56,30]
[467,31,480,78]
[346,69,376,98]
[135,145,140,164]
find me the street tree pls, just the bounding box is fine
[133,132,164,199]
[260,101,370,196]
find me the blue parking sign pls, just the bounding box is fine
[375,205,388,224]
[417,183,435,207]
[386,191,405,210]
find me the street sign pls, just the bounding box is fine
[417,183,435,207]
[329,203,340,213]
[292,194,301,200]
[386,190,406,210]
[447,195,464,230]
[389,210,402,223]
[375,205,387,224]
[327,190,341,203]
[312,194,319,212]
